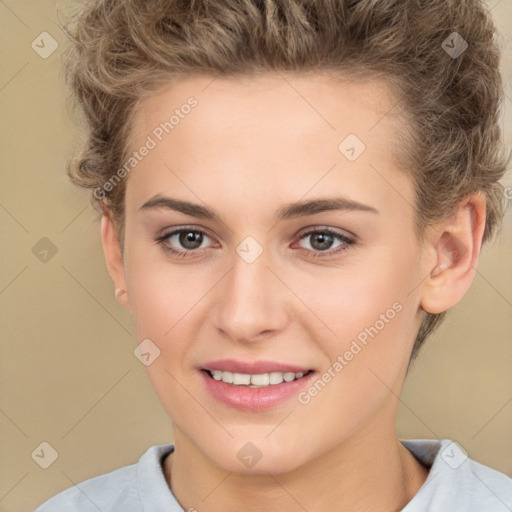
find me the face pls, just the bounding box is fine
[117,72,430,473]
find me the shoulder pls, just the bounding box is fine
[402,438,512,511]
[460,454,512,505]
[34,463,138,512]
[35,444,175,512]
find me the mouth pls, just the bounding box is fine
[199,360,316,411]
[202,368,314,388]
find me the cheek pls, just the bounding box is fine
[289,250,420,422]
[290,264,415,445]
[125,243,213,339]
[294,250,417,351]
[124,256,206,422]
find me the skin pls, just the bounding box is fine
[101,72,486,511]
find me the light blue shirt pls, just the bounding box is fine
[35,438,512,511]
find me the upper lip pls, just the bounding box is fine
[202,359,311,374]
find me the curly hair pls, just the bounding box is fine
[62,0,509,360]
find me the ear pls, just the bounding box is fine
[420,192,486,314]
[100,213,131,311]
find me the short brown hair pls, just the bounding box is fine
[62,0,509,359]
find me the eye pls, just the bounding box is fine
[294,227,355,258]
[155,225,355,259]
[155,226,215,257]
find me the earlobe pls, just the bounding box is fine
[100,214,131,311]
[420,193,486,314]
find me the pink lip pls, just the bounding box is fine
[199,360,315,411]
[202,359,310,374]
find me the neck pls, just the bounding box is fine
[165,417,429,512]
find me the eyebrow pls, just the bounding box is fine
[139,195,379,222]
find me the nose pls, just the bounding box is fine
[212,249,290,345]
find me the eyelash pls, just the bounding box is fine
[154,226,355,259]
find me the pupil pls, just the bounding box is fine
[180,231,203,249]
[312,233,333,251]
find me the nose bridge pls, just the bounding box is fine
[213,244,288,342]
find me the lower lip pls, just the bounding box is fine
[200,370,315,411]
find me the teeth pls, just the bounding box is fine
[208,370,308,387]
[223,371,234,383]
[269,372,284,385]
[233,373,251,385]
[251,373,269,386]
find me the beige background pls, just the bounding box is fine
[0,1,511,511]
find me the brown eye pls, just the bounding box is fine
[177,230,204,250]
[156,226,214,256]
[308,232,335,251]
[295,228,355,258]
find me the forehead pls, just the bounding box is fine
[131,71,403,147]
[125,72,414,221]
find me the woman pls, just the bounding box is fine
[37,0,512,510]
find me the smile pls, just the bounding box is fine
[205,369,312,387]
[200,360,316,411]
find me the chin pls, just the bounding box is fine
[197,434,312,475]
